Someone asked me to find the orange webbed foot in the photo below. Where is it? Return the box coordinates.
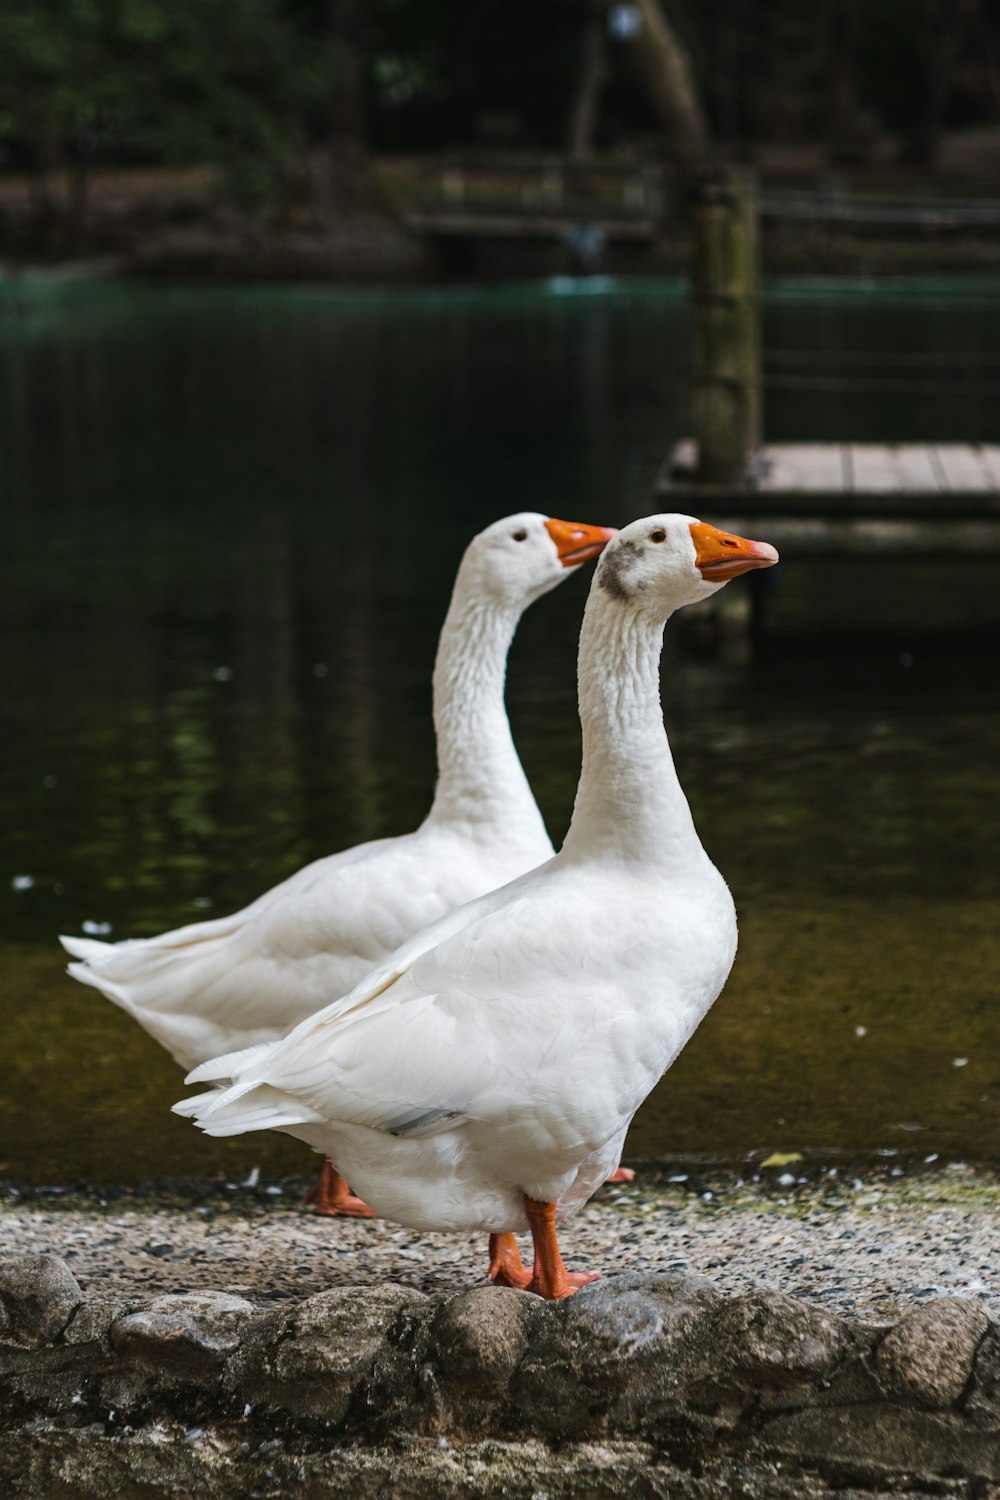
[487,1233,533,1290]
[313,1192,379,1219]
[305,1162,379,1219]
[525,1266,601,1298]
[562,1269,602,1289]
[606,1166,635,1183]
[487,1202,603,1300]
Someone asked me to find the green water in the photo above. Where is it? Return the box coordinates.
[1,276,999,1185]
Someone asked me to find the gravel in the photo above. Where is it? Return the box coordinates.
[2,1168,997,1322]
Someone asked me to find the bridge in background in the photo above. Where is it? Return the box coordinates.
[402,156,667,243]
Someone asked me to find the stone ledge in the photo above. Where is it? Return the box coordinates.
[0,1429,982,1500]
[0,1254,997,1492]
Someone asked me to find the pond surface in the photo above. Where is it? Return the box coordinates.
[1,275,999,1185]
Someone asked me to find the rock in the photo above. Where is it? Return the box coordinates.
[431,1285,541,1421]
[0,1425,862,1499]
[966,1325,1000,1425]
[63,1298,136,1351]
[0,1254,83,1347]
[0,1262,993,1488]
[716,1289,852,1390]
[231,1284,431,1426]
[513,1272,731,1439]
[512,1275,866,1442]
[762,1404,1000,1483]
[875,1298,991,1408]
[112,1292,256,1373]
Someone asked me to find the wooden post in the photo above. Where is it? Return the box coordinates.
[690,167,760,485]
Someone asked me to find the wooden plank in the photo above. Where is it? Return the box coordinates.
[658,440,1000,515]
[849,444,941,494]
[927,446,949,492]
[975,444,1000,488]
[889,443,941,492]
[757,443,844,493]
[841,444,854,492]
[403,212,658,241]
[932,445,996,492]
[846,445,898,492]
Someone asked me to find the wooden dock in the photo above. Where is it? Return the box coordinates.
[661,171,1000,559]
[405,209,661,242]
[403,156,664,243]
[659,441,1000,551]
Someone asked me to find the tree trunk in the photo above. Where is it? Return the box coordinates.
[825,0,870,165]
[896,0,966,167]
[321,0,389,223]
[68,157,89,243]
[28,133,63,243]
[621,0,711,171]
[567,4,608,162]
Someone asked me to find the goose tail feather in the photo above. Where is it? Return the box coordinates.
[185,1044,271,1087]
[172,1081,324,1139]
[59,934,115,965]
[65,960,132,1012]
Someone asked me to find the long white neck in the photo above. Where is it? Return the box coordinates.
[425,570,550,844]
[561,587,707,871]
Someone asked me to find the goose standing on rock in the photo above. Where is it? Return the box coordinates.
[174,514,778,1293]
[62,512,615,1215]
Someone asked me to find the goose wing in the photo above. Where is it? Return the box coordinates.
[175,864,616,1141]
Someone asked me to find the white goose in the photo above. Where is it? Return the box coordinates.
[174,514,777,1295]
[62,511,615,1214]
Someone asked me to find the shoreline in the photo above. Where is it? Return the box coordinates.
[3,1165,997,1323]
[5,232,1000,289]
[2,1169,998,1495]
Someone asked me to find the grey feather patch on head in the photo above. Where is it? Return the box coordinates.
[598,538,643,601]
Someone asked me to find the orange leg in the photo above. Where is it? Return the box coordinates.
[520,1196,601,1300]
[606,1166,635,1183]
[487,1232,534,1290]
[303,1161,378,1219]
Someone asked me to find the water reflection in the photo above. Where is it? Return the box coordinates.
[1,278,998,1182]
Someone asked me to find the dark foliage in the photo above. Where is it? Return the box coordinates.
[0,0,997,221]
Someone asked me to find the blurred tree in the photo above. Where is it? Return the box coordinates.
[3,0,999,255]
[0,0,327,233]
[319,0,389,219]
[363,0,583,151]
[618,0,710,169]
[567,1,609,161]
[825,0,866,162]
[868,0,1000,167]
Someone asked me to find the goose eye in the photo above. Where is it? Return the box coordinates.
[649,528,666,543]
[512,530,528,542]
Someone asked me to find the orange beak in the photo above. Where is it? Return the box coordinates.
[690,521,779,581]
[545,518,618,568]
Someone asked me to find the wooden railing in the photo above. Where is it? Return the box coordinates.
[405,155,667,240]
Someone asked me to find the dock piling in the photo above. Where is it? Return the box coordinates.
[690,166,761,485]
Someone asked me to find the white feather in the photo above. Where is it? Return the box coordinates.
[176,514,758,1240]
[61,513,589,1075]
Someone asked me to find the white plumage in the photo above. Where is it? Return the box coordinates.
[175,514,779,1293]
[60,512,613,1075]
